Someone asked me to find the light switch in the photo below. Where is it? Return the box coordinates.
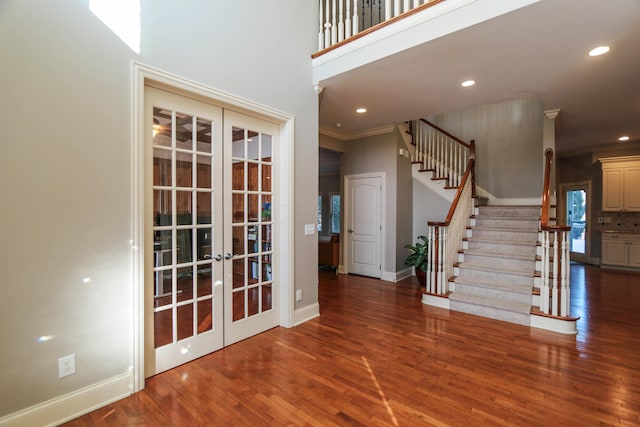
[304,224,315,235]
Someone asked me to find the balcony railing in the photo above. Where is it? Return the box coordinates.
[317,0,444,52]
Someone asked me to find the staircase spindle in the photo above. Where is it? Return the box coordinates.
[331,0,338,44]
[346,0,352,38]
[353,0,359,36]
[324,0,331,48]
[394,0,400,18]
[385,0,392,20]
[319,0,325,50]
[338,0,344,41]
[560,232,569,316]
[404,0,410,13]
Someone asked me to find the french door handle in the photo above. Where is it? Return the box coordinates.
[213,254,223,262]
[348,228,354,233]
[224,253,233,260]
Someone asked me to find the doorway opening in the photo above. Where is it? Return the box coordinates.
[560,181,591,264]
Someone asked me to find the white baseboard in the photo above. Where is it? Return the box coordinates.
[421,293,450,309]
[530,314,578,335]
[0,373,132,427]
[293,302,320,326]
[381,268,413,283]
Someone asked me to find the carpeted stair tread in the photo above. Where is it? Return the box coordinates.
[453,274,533,292]
[457,262,534,277]
[449,293,531,313]
[462,249,535,262]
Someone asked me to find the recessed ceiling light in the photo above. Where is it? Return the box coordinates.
[356,108,367,114]
[461,80,476,87]
[588,45,610,57]
[618,136,630,141]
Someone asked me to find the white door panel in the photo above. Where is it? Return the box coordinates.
[347,176,382,278]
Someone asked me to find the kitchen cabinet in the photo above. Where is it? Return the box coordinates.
[601,233,640,269]
[601,156,640,212]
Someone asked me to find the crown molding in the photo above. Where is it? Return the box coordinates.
[319,124,396,141]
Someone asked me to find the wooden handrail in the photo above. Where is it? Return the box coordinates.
[312,0,446,59]
[541,148,553,227]
[420,118,471,148]
[428,158,474,227]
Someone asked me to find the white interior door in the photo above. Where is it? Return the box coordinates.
[346,175,382,278]
[144,89,279,376]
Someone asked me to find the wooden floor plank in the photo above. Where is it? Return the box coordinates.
[64,264,640,426]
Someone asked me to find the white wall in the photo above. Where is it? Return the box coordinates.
[0,0,318,420]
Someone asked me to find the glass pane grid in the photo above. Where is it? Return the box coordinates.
[153,106,215,348]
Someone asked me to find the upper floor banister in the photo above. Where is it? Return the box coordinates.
[315,0,445,54]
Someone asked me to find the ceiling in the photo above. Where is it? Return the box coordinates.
[318,0,640,156]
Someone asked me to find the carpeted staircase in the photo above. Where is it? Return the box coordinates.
[449,205,539,325]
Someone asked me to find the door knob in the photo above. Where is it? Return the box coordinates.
[348,228,354,233]
[213,254,223,262]
[224,253,233,260]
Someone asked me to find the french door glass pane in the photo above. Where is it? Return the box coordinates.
[229,127,274,323]
[153,104,216,349]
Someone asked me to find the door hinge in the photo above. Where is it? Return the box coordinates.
[379,265,382,270]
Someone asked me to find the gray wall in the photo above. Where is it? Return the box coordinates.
[396,130,415,270]
[342,131,401,273]
[432,99,544,198]
[0,0,318,417]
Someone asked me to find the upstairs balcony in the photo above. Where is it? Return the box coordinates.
[312,0,541,84]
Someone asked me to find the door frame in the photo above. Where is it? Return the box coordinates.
[132,62,295,392]
[343,172,385,276]
[559,180,592,264]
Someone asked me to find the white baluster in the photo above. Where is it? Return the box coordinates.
[560,231,569,316]
[394,0,400,17]
[319,0,325,50]
[428,128,435,169]
[331,0,337,44]
[541,230,550,313]
[427,225,435,293]
[338,0,344,41]
[403,0,410,13]
[552,231,559,316]
[353,0,359,34]
[324,0,331,48]
[346,0,352,38]
[385,0,392,20]
[440,227,447,294]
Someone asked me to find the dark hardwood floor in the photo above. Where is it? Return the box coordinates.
[65,264,640,426]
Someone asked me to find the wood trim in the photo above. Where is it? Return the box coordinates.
[311,0,446,59]
[420,118,472,148]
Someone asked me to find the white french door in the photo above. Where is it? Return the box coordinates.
[223,110,279,346]
[144,88,278,377]
[345,175,383,278]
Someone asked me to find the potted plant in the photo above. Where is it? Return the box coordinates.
[404,235,428,286]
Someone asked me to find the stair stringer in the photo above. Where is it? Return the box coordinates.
[411,163,455,204]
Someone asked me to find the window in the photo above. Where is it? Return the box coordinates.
[330,193,340,234]
[317,193,322,232]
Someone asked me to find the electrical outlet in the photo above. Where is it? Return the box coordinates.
[296,289,303,301]
[58,354,76,378]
